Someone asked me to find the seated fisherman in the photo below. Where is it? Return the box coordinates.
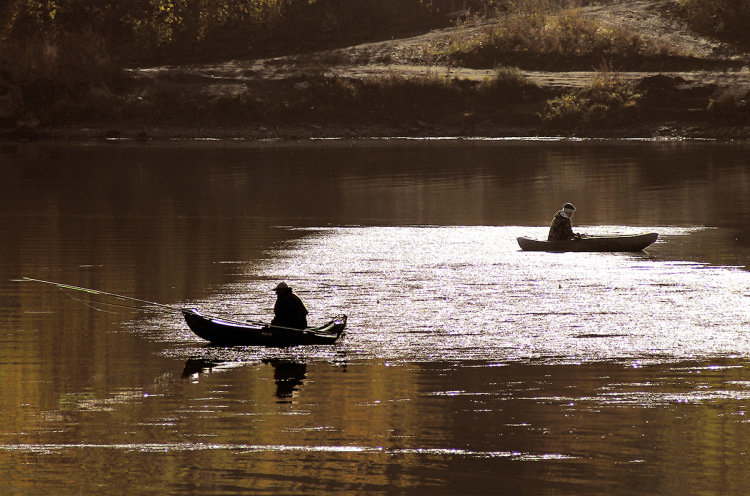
[271,282,308,329]
[548,202,581,241]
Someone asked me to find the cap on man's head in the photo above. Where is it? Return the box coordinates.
[273,282,289,292]
[563,203,576,210]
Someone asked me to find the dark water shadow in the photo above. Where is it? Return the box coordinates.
[265,359,307,400]
[181,357,308,400]
[181,358,222,378]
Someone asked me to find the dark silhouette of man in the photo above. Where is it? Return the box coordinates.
[271,282,308,329]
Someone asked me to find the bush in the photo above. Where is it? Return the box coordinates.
[441,5,668,69]
[677,0,750,45]
[477,66,542,102]
[0,30,120,126]
[542,71,641,127]
[707,87,750,123]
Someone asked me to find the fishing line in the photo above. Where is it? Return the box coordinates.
[19,276,315,331]
[63,292,170,315]
[20,277,182,313]
[64,293,122,314]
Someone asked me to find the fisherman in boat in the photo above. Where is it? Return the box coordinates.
[272,282,308,329]
[548,202,582,241]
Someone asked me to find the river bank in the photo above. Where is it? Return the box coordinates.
[14,120,750,142]
[5,72,748,142]
[2,0,749,142]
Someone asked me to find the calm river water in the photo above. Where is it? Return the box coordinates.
[1,139,750,495]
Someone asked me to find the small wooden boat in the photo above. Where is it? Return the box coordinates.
[182,308,347,346]
[517,232,658,252]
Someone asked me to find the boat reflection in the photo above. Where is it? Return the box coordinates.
[266,359,307,400]
[180,358,307,400]
[181,358,222,378]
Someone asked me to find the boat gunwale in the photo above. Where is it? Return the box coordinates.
[182,308,347,346]
[517,232,658,252]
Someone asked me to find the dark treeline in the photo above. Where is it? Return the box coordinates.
[1,0,495,65]
[0,0,494,124]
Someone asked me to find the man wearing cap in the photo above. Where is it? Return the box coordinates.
[272,282,308,329]
[548,202,581,241]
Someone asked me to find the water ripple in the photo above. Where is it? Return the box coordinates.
[0,442,574,460]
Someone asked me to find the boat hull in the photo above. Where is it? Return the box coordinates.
[517,232,658,252]
[182,308,347,346]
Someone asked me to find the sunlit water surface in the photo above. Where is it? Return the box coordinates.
[152,225,750,365]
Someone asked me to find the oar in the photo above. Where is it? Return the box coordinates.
[193,309,317,333]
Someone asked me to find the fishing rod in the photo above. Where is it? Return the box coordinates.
[19,277,309,331]
[20,277,181,314]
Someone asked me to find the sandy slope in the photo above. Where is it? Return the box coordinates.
[129,0,750,92]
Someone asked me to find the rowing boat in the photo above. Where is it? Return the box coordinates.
[182,308,347,346]
[18,278,347,346]
[517,232,658,252]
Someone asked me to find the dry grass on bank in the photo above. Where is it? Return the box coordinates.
[438,3,672,69]
[541,70,641,127]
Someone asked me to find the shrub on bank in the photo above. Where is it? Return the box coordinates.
[0,28,121,128]
[677,0,750,46]
[707,88,750,123]
[542,72,641,127]
[441,5,669,69]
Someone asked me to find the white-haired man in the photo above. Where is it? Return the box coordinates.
[548,202,581,241]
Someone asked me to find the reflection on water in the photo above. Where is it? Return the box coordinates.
[182,358,308,400]
[2,360,750,494]
[181,358,224,378]
[267,360,307,399]
[2,140,750,495]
